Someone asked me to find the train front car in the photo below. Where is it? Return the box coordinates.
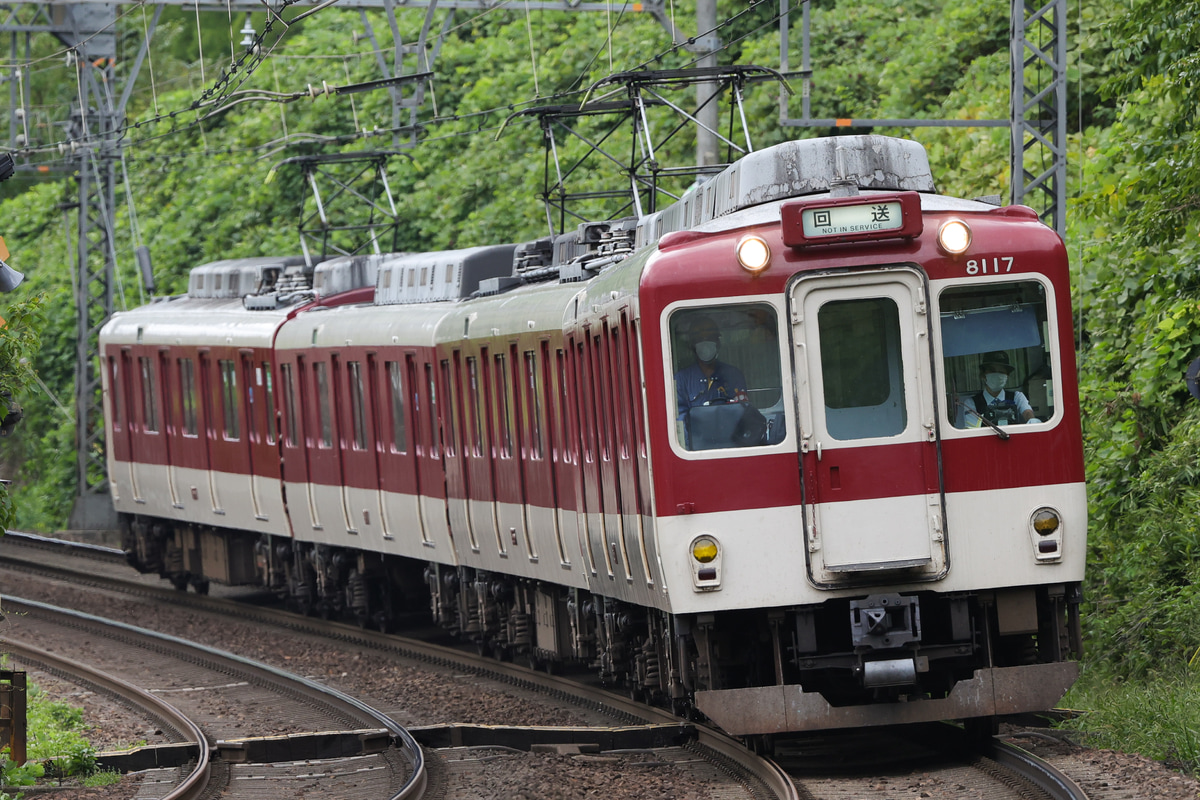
[633,135,1085,736]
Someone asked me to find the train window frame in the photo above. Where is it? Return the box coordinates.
[347,360,368,451]
[139,356,160,434]
[386,360,408,454]
[108,357,122,431]
[176,357,197,437]
[262,361,277,445]
[218,358,239,441]
[281,361,298,447]
[663,297,792,458]
[933,276,1061,434]
[314,361,333,449]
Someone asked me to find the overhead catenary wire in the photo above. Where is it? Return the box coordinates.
[7,0,786,176]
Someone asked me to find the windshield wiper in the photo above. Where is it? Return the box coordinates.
[956,400,1010,440]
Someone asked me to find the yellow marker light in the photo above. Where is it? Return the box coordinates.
[692,537,719,563]
[1032,509,1061,536]
[937,219,972,255]
[736,235,771,274]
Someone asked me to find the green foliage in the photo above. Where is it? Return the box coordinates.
[0,293,47,532]
[1062,666,1200,774]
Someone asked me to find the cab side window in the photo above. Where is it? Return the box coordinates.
[939,281,1056,429]
[668,303,785,451]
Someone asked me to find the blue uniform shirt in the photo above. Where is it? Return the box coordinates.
[675,360,748,419]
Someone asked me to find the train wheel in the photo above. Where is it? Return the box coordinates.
[190,578,210,595]
[169,573,189,592]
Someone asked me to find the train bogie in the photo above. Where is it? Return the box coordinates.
[103,134,1085,737]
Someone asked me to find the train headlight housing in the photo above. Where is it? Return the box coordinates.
[937,219,972,256]
[1029,507,1063,562]
[690,535,723,591]
[736,235,771,274]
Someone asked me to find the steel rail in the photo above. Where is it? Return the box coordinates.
[2,597,428,800]
[0,637,212,800]
[985,736,1088,800]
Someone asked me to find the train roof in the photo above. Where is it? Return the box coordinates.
[187,256,308,299]
[101,295,293,348]
[636,135,938,248]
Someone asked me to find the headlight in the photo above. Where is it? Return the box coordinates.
[692,536,719,563]
[937,219,971,255]
[1029,507,1063,562]
[690,535,722,591]
[736,235,771,274]
[1032,509,1060,536]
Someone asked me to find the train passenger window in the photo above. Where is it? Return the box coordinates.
[139,357,160,433]
[218,359,239,440]
[494,354,513,458]
[425,363,441,457]
[669,303,785,451]
[109,358,122,430]
[819,298,907,440]
[179,358,198,437]
[281,362,298,447]
[387,361,408,453]
[940,281,1055,429]
[314,362,333,448]
[348,361,367,450]
[524,351,544,460]
[467,356,483,456]
[262,362,276,445]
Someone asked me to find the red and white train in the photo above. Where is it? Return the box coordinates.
[101,134,1085,738]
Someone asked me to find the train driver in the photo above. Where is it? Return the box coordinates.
[960,350,1040,428]
[675,315,748,418]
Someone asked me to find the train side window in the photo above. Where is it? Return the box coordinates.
[425,363,441,457]
[281,362,298,447]
[386,361,408,453]
[669,302,785,451]
[139,356,160,433]
[314,361,333,448]
[939,280,1056,429]
[467,356,483,457]
[178,358,197,437]
[523,350,544,460]
[109,357,122,430]
[494,353,513,459]
[818,298,907,440]
[348,361,368,450]
[218,359,240,440]
[262,361,277,445]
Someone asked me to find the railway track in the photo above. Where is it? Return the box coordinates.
[0,531,1089,800]
[1,596,426,800]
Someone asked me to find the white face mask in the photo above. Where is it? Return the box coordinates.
[984,372,1008,392]
[694,341,719,363]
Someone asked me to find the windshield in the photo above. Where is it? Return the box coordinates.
[668,302,786,451]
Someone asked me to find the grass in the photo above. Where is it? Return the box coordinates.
[1,675,141,797]
[1059,663,1200,776]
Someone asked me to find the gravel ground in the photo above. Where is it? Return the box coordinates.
[4,561,1200,799]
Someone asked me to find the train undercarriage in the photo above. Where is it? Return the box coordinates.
[120,513,1082,737]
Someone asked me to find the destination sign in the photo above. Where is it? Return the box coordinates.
[780,192,923,248]
[801,201,904,238]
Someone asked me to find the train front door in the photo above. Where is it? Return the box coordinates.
[790,268,947,586]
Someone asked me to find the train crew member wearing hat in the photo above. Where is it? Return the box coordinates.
[960,350,1040,428]
[675,315,747,419]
